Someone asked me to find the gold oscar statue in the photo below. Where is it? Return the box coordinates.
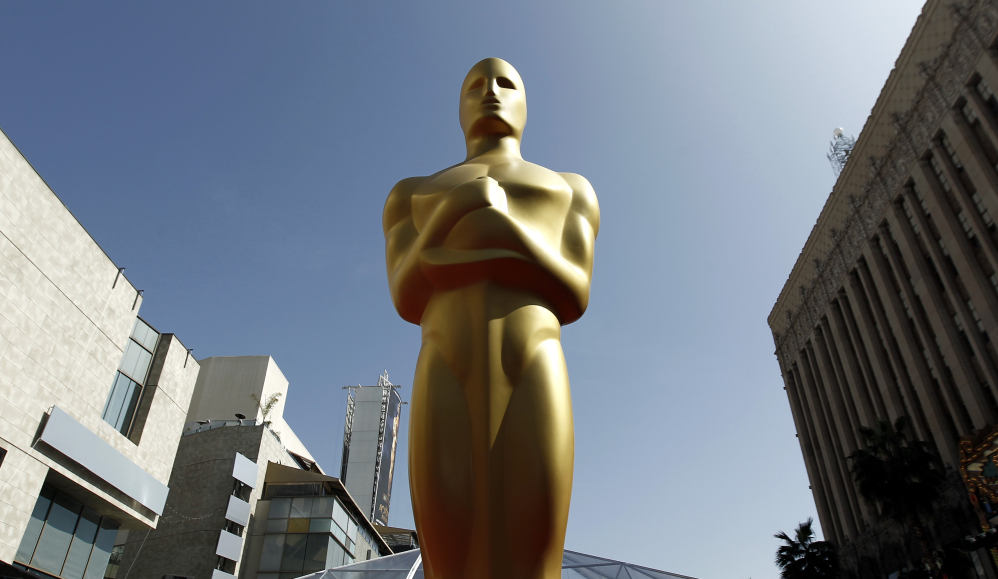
[383,58,599,579]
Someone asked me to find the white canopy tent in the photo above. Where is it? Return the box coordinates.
[298,548,697,579]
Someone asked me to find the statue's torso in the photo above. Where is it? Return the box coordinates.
[412,157,574,255]
[411,157,573,371]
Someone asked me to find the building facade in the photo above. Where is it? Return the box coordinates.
[340,373,402,526]
[114,356,390,579]
[0,126,200,579]
[247,463,391,578]
[371,526,417,554]
[768,0,998,573]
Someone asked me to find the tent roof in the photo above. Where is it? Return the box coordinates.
[297,548,697,579]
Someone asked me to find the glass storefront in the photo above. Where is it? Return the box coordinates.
[14,486,120,579]
[258,496,365,579]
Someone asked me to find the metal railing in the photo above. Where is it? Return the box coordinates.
[182,419,259,436]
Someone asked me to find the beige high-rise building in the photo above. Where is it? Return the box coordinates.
[769,0,998,573]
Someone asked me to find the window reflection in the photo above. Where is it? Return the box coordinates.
[263,493,365,575]
[260,535,285,572]
[101,317,159,435]
[14,486,120,579]
[281,534,307,572]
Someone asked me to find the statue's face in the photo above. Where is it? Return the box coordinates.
[460,58,526,141]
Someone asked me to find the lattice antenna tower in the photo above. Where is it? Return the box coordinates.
[827,127,856,177]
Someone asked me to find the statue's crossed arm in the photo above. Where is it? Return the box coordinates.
[384,173,599,325]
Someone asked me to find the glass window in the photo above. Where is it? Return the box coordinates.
[101,373,130,429]
[102,546,123,579]
[118,341,152,384]
[61,508,100,579]
[266,519,288,534]
[310,496,334,519]
[331,523,346,545]
[303,535,330,572]
[290,497,311,518]
[101,373,142,434]
[15,487,120,579]
[308,519,332,533]
[287,519,309,533]
[270,498,292,519]
[15,487,54,564]
[259,534,285,572]
[346,518,357,541]
[131,319,159,352]
[325,541,347,570]
[83,513,118,579]
[332,501,348,532]
[281,534,307,572]
[257,575,280,579]
[31,492,83,575]
[101,319,160,435]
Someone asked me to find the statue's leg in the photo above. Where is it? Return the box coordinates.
[410,340,475,579]
[492,311,573,579]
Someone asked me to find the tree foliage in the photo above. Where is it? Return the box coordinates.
[250,392,282,427]
[847,416,944,560]
[774,518,839,579]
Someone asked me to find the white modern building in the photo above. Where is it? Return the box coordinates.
[0,126,201,579]
[113,356,391,579]
[188,356,320,468]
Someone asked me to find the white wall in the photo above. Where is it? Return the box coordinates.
[0,127,200,562]
[188,356,317,465]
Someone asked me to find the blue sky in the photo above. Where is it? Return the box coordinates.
[0,2,925,577]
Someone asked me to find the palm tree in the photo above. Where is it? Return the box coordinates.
[249,392,282,427]
[847,416,945,563]
[774,518,839,578]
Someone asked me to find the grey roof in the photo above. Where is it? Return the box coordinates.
[298,548,697,579]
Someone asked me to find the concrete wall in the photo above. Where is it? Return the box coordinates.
[115,425,299,579]
[189,356,316,464]
[0,126,200,563]
[188,357,287,426]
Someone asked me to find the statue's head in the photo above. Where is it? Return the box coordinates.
[459,58,526,145]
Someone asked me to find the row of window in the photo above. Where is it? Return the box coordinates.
[259,533,354,575]
[15,486,119,579]
[268,495,382,556]
[270,497,357,538]
[259,495,375,577]
[101,318,159,436]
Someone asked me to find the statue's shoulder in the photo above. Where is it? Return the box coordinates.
[558,172,598,206]
[383,176,429,232]
[388,176,430,200]
[388,161,465,201]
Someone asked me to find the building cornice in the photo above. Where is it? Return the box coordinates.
[769,0,998,366]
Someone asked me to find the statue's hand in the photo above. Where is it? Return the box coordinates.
[414,176,509,238]
[473,176,508,214]
[440,176,508,218]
